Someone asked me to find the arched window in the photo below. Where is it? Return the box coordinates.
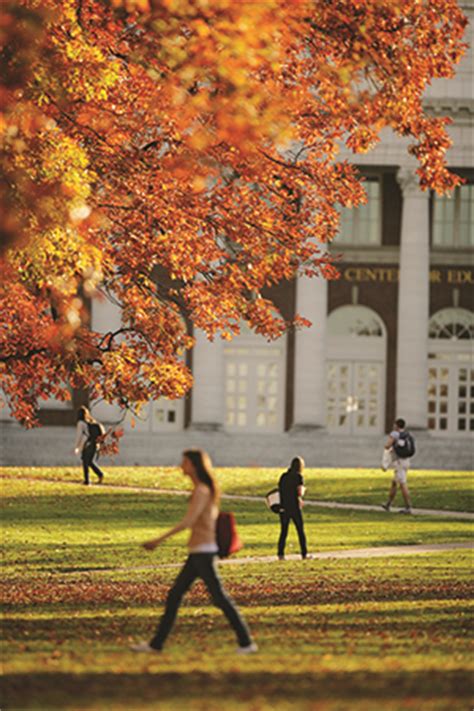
[328,305,385,338]
[428,308,474,340]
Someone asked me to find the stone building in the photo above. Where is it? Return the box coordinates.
[1,4,472,469]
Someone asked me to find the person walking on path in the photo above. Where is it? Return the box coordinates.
[278,456,308,560]
[382,418,414,514]
[131,449,257,655]
[74,406,106,486]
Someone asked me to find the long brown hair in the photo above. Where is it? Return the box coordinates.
[77,406,93,424]
[183,449,219,503]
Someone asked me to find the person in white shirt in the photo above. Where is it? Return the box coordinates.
[74,406,105,485]
[382,418,413,514]
[131,449,256,655]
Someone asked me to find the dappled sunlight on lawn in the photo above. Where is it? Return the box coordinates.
[1,475,473,710]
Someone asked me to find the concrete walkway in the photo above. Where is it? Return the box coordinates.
[57,541,473,576]
[223,541,474,565]
[2,474,474,520]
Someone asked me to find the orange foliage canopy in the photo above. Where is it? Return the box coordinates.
[0,0,468,431]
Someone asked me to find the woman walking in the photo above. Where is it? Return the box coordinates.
[278,456,308,560]
[132,449,257,654]
[74,406,106,485]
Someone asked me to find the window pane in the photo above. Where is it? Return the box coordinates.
[335,180,380,245]
[458,185,474,247]
[433,185,474,248]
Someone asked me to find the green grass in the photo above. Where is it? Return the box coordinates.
[2,465,474,511]
[1,474,473,710]
[3,555,473,710]
[1,479,472,576]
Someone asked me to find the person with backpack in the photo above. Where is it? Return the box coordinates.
[74,406,106,485]
[381,418,415,514]
[277,456,308,560]
[131,449,257,655]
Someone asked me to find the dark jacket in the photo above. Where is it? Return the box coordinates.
[278,470,304,513]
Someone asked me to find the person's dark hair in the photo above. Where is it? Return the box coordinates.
[77,406,93,424]
[395,418,406,429]
[183,449,219,502]
[289,456,304,475]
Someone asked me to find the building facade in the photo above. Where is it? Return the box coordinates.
[1,4,473,469]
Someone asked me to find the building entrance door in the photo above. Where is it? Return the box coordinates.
[427,361,474,435]
[327,305,387,434]
[327,360,385,433]
[428,308,474,436]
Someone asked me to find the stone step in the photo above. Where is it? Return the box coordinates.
[1,424,471,469]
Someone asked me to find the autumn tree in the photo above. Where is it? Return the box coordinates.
[0,0,467,436]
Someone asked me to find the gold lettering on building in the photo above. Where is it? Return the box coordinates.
[429,270,442,283]
[342,267,472,284]
[447,269,473,285]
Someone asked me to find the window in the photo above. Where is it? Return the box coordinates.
[328,305,385,338]
[428,308,474,340]
[335,180,381,245]
[432,184,474,248]
[223,331,286,432]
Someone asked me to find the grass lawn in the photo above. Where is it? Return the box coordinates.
[2,465,474,512]
[1,474,473,710]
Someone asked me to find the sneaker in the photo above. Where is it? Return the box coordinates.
[236,642,258,655]
[278,555,285,561]
[130,641,161,653]
[399,507,412,515]
[381,503,391,511]
[97,474,104,484]
[302,554,313,560]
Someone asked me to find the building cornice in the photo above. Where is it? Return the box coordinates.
[328,245,473,266]
[423,98,474,124]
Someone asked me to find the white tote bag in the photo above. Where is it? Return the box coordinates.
[265,488,281,514]
[382,448,394,471]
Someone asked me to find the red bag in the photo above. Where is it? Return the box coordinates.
[216,511,243,559]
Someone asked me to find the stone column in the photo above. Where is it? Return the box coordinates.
[292,274,328,429]
[190,329,224,429]
[395,167,430,428]
[90,294,122,423]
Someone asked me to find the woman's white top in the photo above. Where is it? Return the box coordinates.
[189,542,219,554]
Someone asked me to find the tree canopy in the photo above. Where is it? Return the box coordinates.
[0,0,467,435]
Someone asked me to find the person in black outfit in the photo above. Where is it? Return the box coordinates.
[278,456,308,560]
[74,406,106,485]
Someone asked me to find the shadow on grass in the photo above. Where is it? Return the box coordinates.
[3,603,472,643]
[2,669,473,709]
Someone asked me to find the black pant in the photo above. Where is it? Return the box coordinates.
[150,553,252,650]
[81,442,105,484]
[278,508,307,558]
